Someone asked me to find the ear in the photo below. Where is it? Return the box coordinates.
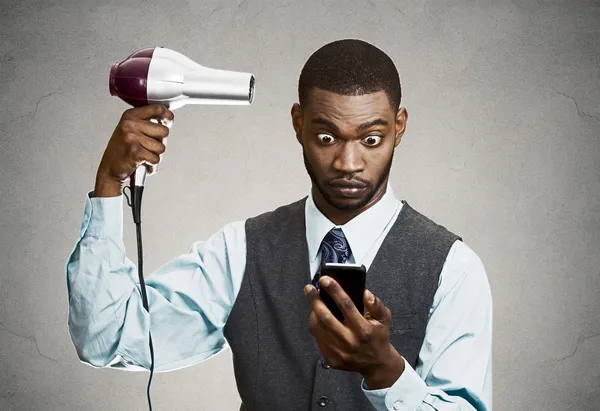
[394,107,408,147]
[291,103,304,146]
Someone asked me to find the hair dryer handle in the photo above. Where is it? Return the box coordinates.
[127,117,172,224]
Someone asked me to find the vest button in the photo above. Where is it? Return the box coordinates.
[321,359,330,369]
[317,396,329,407]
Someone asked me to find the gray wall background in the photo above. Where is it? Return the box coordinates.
[1,0,599,410]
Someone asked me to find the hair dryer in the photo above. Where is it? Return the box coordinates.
[109,46,255,222]
[108,47,255,411]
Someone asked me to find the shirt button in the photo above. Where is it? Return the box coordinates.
[318,396,329,407]
[321,359,330,369]
[393,400,401,410]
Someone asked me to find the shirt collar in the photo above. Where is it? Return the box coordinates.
[305,182,400,265]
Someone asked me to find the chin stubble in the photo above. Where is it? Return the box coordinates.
[302,150,394,211]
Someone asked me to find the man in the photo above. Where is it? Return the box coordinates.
[66,39,492,410]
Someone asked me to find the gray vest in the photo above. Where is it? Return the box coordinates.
[223,198,461,411]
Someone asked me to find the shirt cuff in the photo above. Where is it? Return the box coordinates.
[362,357,428,411]
[361,380,389,409]
[79,190,124,238]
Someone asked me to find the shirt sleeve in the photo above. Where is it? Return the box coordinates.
[65,191,247,373]
[361,240,493,410]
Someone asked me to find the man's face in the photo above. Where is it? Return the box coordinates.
[291,88,407,214]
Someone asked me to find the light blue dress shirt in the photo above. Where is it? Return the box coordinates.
[66,184,492,410]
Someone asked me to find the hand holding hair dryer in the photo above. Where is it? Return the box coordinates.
[109,46,255,221]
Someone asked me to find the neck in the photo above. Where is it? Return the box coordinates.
[312,181,389,226]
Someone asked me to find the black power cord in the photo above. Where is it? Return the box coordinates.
[123,184,155,411]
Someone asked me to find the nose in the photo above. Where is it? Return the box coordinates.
[332,142,364,175]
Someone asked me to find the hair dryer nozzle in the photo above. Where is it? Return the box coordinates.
[249,75,255,104]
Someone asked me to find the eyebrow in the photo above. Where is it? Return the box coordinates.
[357,118,389,131]
[311,117,389,132]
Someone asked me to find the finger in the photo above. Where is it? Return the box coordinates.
[137,134,166,156]
[304,284,352,338]
[320,276,365,327]
[363,289,392,324]
[304,284,321,309]
[136,120,171,140]
[132,144,161,166]
[125,104,174,121]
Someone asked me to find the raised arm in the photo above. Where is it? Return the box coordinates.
[65,191,247,372]
[66,105,247,372]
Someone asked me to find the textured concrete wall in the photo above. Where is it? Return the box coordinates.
[1,0,599,410]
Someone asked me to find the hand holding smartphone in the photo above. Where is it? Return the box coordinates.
[318,263,367,322]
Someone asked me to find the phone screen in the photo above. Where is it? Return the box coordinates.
[318,263,367,322]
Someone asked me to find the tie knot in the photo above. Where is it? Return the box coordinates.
[320,228,351,264]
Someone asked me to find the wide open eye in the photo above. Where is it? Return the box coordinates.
[363,135,383,146]
[317,134,336,145]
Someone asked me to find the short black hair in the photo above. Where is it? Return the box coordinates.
[298,39,401,112]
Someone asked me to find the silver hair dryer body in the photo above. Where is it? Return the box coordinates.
[109,47,255,190]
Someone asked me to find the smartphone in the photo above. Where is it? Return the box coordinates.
[318,263,367,322]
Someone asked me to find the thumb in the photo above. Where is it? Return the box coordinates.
[363,289,391,323]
